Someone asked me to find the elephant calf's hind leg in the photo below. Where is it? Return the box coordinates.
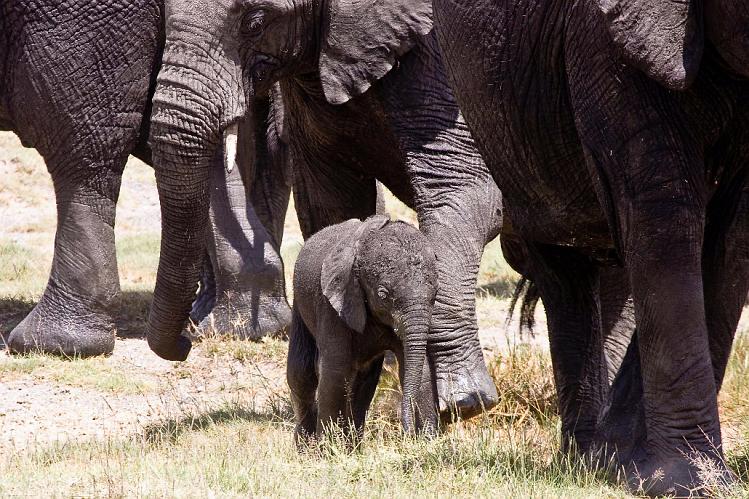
[287,307,319,444]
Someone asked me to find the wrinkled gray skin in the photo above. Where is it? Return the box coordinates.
[148,0,502,421]
[435,0,749,495]
[289,216,439,441]
[0,0,290,357]
[189,92,292,340]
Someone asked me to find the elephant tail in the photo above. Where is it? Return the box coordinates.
[506,276,540,337]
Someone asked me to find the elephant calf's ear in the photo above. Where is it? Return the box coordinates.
[319,0,433,105]
[321,216,390,333]
[597,0,703,90]
[321,227,368,333]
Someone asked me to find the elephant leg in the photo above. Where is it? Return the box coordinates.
[565,24,726,495]
[5,1,158,357]
[703,176,749,391]
[592,267,644,463]
[599,267,635,383]
[193,149,291,340]
[8,164,124,357]
[316,364,355,441]
[596,332,646,466]
[315,325,356,440]
[350,354,385,436]
[619,201,723,494]
[380,30,503,421]
[287,306,319,445]
[527,243,607,454]
[593,193,748,468]
[417,197,501,422]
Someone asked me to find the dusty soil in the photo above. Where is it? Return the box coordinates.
[0,339,288,451]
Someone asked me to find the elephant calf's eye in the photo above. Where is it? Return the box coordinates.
[377,286,389,301]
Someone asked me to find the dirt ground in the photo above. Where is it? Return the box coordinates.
[0,338,289,451]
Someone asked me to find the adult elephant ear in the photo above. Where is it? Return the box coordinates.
[596,0,703,90]
[319,0,433,105]
[321,216,390,333]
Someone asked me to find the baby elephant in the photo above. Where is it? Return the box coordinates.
[287,215,439,442]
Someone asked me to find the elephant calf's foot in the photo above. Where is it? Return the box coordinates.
[7,302,116,357]
[192,292,292,340]
[626,451,733,497]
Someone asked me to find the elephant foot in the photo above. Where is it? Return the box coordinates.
[7,301,115,357]
[192,292,291,340]
[626,451,733,497]
[435,356,498,422]
[593,403,646,469]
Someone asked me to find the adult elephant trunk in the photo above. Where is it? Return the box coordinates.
[147,19,247,360]
[399,306,431,434]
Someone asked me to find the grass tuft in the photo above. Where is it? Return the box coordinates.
[201,337,288,365]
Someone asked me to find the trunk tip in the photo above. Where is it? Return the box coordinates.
[147,334,192,361]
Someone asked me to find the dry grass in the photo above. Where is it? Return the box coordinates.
[0,353,154,394]
[0,341,747,497]
[0,349,627,498]
[201,336,289,365]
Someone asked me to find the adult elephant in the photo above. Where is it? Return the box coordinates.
[146,0,503,420]
[0,0,291,357]
[434,0,749,495]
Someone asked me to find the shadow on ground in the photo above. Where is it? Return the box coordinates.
[0,296,35,340]
[0,291,154,341]
[116,290,154,338]
[141,404,292,446]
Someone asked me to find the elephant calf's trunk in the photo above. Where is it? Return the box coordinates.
[400,309,431,434]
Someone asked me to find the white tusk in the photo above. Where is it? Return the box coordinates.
[223,123,239,173]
